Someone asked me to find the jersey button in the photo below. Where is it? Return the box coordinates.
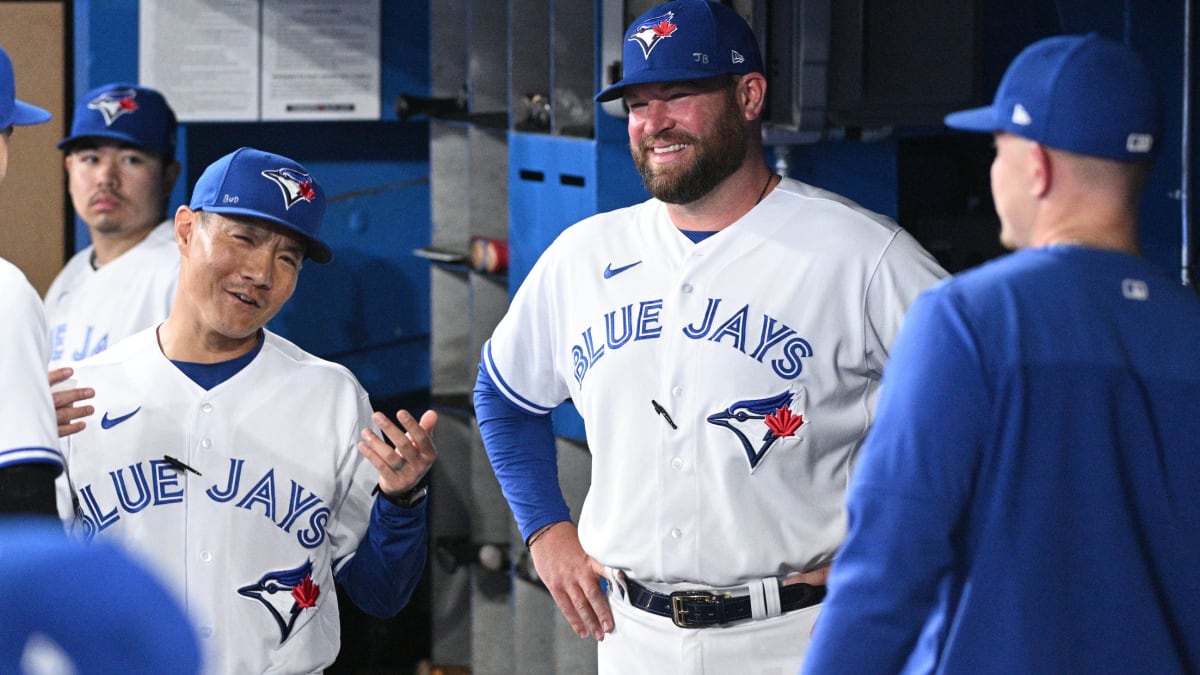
[670,528,682,539]
[671,386,682,397]
[200,551,213,562]
[199,626,213,639]
[201,403,213,413]
[200,438,212,449]
[681,283,693,294]
[670,457,683,470]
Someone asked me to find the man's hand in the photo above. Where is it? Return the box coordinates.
[49,367,94,438]
[528,521,613,640]
[358,409,438,497]
[785,565,831,587]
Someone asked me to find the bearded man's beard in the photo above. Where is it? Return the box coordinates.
[633,91,747,205]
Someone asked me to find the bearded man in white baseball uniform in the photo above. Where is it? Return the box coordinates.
[45,83,181,436]
[473,1,947,672]
[59,147,437,674]
[0,43,62,515]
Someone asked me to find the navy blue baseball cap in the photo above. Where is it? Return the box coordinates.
[595,0,763,103]
[190,147,332,264]
[57,83,178,159]
[0,44,51,128]
[944,33,1162,162]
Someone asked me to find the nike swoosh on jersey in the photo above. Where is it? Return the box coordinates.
[603,261,643,278]
[100,407,142,429]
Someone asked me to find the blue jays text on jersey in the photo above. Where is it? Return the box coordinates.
[50,322,108,362]
[571,295,814,387]
[73,457,332,548]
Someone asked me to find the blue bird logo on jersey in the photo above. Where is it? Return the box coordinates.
[87,88,140,126]
[238,559,321,644]
[261,168,317,210]
[707,391,806,471]
[628,11,678,59]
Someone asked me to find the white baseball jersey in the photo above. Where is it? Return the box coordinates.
[483,177,946,586]
[59,328,380,674]
[0,258,61,471]
[44,220,178,368]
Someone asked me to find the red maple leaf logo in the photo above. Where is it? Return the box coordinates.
[765,406,803,437]
[292,575,320,608]
[298,180,316,201]
[653,19,677,37]
[118,98,138,112]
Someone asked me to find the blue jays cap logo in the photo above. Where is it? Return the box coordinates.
[87,88,140,126]
[238,559,321,644]
[628,11,678,59]
[261,168,317,210]
[707,391,806,471]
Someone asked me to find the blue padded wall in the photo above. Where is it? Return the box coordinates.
[506,131,647,440]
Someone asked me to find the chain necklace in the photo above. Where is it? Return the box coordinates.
[757,173,778,204]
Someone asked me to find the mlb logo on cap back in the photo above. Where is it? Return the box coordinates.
[57,82,178,159]
[189,147,333,264]
[595,0,763,102]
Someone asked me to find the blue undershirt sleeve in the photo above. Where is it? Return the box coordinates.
[474,364,571,542]
[334,496,427,618]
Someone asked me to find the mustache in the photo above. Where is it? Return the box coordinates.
[88,190,124,204]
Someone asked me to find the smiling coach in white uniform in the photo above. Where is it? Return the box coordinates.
[473,1,947,672]
[59,147,437,674]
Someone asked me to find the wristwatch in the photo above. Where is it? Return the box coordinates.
[389,481,428,509]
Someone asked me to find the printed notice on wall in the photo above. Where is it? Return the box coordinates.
[260,0,380,121]
[139,0,380,122]
[139,1,260,121]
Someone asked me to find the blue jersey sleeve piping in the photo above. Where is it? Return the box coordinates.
[481,341,555,415]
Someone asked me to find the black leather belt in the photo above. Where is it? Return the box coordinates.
[624,577,826,628]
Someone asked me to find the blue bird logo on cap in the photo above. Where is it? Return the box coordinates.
[629,11,678,59]
[87,88,140,127]
[261,168,317,210]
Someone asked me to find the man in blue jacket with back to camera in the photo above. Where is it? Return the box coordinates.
[803,33,1200,675]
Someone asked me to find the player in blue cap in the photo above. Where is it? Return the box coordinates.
[474,1,945,672]
[45,83,183,439]
[0,43,62,515]
[803,33,1200,674]
[57,147,438,673]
